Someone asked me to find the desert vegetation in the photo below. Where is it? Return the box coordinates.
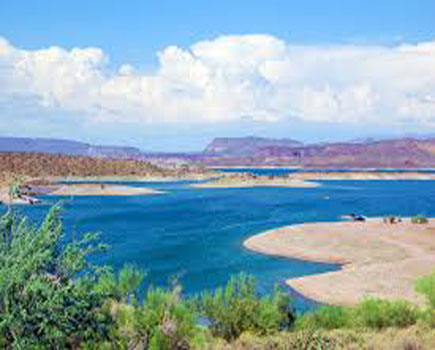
[412,215,429,224]
[2,206,435,349]
[0,152,174,182]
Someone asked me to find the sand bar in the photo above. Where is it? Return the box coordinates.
[47,183,163,196]
[244,219,435,305]
[291,171,435,180]
[191,177,319,188]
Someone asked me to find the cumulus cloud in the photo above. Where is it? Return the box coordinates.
[1,34,435,127]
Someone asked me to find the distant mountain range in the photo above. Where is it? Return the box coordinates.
[0,137,143,159]
[0,136,203,169]
[3,135,435,168]
[203,136,303,157]
[201,136,435,168]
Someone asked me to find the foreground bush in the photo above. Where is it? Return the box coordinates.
[0,206,110,348]
[96,264,145,304]
[296,299,418,331]
[416,273,435,309]
[195,274,295,341]
[415,272,435,326]
[107,286,198,350]
[203,327,435,350]
[0,207,297,349]
[353,298,419,329]
[295,305,351,330]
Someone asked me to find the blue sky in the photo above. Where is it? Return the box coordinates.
[2,0,434,65]
[1,0,435,151]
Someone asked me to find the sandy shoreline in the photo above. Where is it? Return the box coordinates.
[0,183,163,203]
[192,171,435,188]
[191,177,320,188]
[291,171,435,180]
[47,183,164,196]
[1,174,214,203]
[244,219,435,306]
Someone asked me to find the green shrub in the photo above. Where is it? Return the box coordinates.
[194,274,295,341]
[0,206,110,348]
[415,272,435,326]
[411,215,429,224]
[415,273,435,309]
[96,264,145,303]
[296,306,350,330]
[353,298,418,329]
[7,175,24,201]
[297,299,419,332]
[109,284,198,350]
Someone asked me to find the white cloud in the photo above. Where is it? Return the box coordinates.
[1,34,435,127]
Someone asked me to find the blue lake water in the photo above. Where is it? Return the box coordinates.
[4,179,435,311]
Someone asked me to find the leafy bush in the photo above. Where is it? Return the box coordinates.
[353,298,418,329]
[7,176,24,201]
[0,206,110,348]
[296,306,351,330]
[411,215,429,224]
[297,299,418,332]
[109,284,198,350]
[194,274,295,341]
[416,273,435,309]
[96,264,145,303]
[415,272,435,326]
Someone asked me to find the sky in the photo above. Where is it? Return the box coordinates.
[0,0,435,151]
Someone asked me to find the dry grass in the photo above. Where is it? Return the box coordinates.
[194,326,435,350]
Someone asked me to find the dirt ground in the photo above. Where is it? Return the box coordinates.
[244,218,435,305]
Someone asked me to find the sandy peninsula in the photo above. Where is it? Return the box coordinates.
[291,171,435,181]
[244,218,435,306]
[47,183,164,196]
[0,182,163,204]
[191,175,319,188]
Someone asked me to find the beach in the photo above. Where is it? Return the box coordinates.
[46,183,164,196]
[244,218,435,305]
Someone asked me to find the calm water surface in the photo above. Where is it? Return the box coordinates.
[5,179,435,311]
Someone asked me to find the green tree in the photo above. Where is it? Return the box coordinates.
[7,176,24,203]
[195,274,295,341]
[106,281,198,350]
[96,265,145,304]
[0,206,110,349]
